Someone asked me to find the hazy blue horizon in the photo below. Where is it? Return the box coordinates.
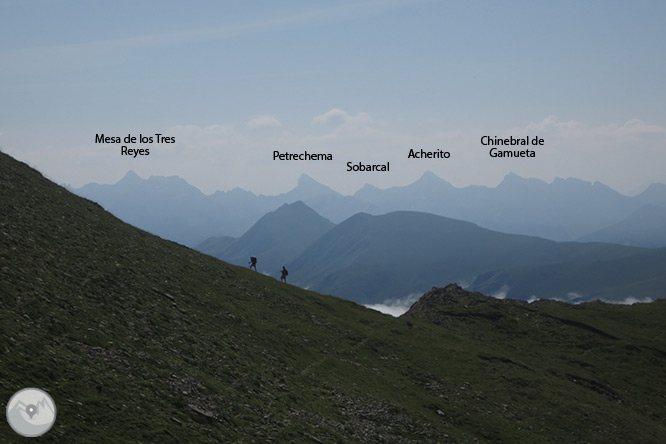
[69,168,661,199]
[2,1,665,196]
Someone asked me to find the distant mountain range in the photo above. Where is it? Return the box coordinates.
[353,172,646,241]
[198,201,335,277]
[72,172,374,246]
[73,171,273,246]
[71,170,666,248]
[196,201,666,305]
[282,210,666,304]
[579,204,666,248]
[71,170,666,305]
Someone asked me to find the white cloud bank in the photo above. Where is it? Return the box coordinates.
[490,285,510,300]
[364,293,422,317]
[526,293,655,305]
[312,108,373,127]
[606,296,654,305]
[246,115,282,130]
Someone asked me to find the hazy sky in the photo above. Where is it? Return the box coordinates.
[2,0,665,196]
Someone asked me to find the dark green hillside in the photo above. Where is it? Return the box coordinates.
[404,284,666,443]
[1,152,666,443]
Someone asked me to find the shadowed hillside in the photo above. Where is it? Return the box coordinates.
[197,201,334,277]
[2,152,665,443]
[287,211,666,304]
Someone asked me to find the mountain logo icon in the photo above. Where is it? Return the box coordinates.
[6,388,57,437]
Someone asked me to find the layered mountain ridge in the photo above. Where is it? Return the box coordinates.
[71,170,666,247]
[199,201,335,277]
[284,210,666,304]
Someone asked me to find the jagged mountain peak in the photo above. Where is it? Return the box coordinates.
[417,170,441,181]
[498,172,547,188]
[118,170,142,183]
[296,173,329,190]
[116,170,201,193]
[356,182,381,193]
[552,176,593,187]
[412,171,453,188]
[211,186,257,199]
[277,200,309,210]
[282,174,344,204]
[641,182,666,195]
[285,173,340,197]
[636,182,666,207]
[264,200,330,223]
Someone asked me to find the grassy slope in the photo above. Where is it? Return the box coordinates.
[1,152,665,443]
[404,285,666,443]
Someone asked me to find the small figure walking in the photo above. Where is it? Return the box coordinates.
[280,266,288,283]
[249,256,257,271]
